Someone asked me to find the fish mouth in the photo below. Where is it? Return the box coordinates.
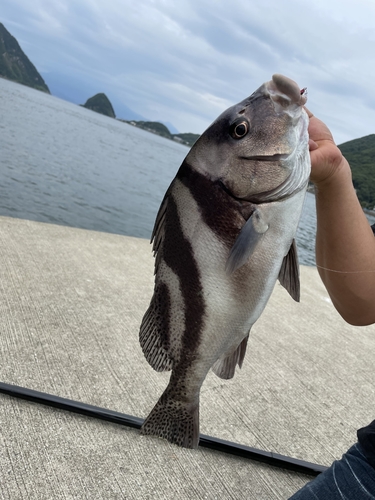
[240,153,289,161]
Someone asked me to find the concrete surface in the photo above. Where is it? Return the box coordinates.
[0,215,375,499]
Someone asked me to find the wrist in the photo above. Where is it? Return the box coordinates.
[312,156,353,194]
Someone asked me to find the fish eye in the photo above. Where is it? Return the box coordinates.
[231,120,249,139]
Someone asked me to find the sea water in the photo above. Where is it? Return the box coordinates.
[2,77,368,267]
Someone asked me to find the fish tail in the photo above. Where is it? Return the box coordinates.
[141,389,199,449]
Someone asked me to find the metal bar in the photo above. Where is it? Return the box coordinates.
[0,382,143,428]
[0,381,327,476]
[198,435,327,475]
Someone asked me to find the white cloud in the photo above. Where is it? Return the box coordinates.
[1,0,374,142]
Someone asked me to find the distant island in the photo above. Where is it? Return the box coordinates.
[82,93,116,118]
[1,22,374,206]
[122,120,200,147]
[0,22,50,93]
[80,95,199,146]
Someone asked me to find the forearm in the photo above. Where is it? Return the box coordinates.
[315,159,375,325]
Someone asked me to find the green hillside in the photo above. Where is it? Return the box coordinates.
[132,121,171,138]
[82,93,116,118]
[0,22,50,93]
[338,134,375,209]
[174,133,200,147]
[124,120,200,146]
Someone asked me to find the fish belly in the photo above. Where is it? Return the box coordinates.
[141,179,306,448]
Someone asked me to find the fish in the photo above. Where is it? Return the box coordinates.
[139,74,310,449]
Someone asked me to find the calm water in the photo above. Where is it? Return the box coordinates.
[0,78,188,239]
[1,78,370,267]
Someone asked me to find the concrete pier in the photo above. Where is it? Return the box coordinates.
[1,215,375,499]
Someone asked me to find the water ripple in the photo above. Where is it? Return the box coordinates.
[0,78,318,264]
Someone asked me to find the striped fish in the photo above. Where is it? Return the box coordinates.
[139,74,310,448]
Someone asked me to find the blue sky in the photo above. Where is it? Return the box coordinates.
[2,0,375,143]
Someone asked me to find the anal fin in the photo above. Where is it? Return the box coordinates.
[211,335,249,380]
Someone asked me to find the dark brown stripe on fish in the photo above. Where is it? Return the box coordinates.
[177,161,255,248]
[162,194,205,356]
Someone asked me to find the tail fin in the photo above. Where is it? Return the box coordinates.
[141,390,199,449]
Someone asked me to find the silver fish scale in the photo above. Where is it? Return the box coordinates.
[139,74,310,448]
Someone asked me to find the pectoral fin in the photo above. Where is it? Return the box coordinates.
[278,239,300,302]
[225,208,269,274]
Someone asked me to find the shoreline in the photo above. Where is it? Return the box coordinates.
[364,208,375,217]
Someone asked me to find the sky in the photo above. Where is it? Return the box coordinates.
[2,0,375,143]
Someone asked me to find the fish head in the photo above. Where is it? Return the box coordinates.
[187,74,310,202]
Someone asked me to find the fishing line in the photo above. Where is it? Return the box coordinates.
[316,264,375,274]
[0,381,327,477]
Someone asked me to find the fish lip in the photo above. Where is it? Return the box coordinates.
[240,153,289,161]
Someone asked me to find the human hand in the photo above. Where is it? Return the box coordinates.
[305,108,349,186]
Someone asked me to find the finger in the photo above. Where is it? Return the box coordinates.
[303,106,314,119]
[309,139,319,151]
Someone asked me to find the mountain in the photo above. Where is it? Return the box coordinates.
[82,93,116,118]
[162,121,179,134]
[124,120,200,147]
[173,133,200,147]
[338,134,375,209]
[127,121,171,139]
[0,23,50,93]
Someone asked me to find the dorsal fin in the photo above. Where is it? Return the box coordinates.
[278,239,300,302]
